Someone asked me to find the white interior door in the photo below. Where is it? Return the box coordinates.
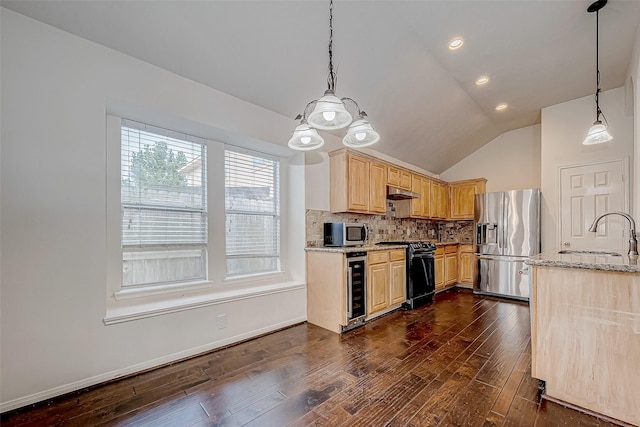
[559,160,627,252]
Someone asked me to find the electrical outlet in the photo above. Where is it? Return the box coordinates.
[216,314,227,329]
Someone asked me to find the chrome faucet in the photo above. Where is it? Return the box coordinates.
[588,211,638,257]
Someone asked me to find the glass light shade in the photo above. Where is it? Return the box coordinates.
[342,118,380,148]
[583,120,613,145]
[307,91,352,130]
[288,121,324,151]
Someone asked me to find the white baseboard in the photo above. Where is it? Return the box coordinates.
[0,316,307,414]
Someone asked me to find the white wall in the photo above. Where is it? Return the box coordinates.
[629,24,640,219]
[0,9,306,410]
[541,86,634,252]
[440,125,541,192]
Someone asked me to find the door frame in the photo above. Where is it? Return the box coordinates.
[557,157,631,250]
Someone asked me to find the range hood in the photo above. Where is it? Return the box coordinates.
[387,186,420,200]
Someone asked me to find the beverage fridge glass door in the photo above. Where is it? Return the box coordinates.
[503,189,541,257]
[478,256,530,300]
[475,192,503,255]
[347,257,366,320]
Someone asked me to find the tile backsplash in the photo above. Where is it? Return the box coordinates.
[305,204,474,247]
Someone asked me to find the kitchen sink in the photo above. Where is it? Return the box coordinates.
[558,250,622,257]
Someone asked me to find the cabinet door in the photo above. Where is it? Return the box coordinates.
[449,179,487,220]
[421,178,431,217]
[369,161,387,214]
[387,166,400,187]
[439,183,449,218]
[458,251,475,283]
[389,260,406,305]
[410,174,423,217]
[445,253,458,285]
[430,182,446,219]
[399,170,412,190]
[435,254,445,290]
[368,262,389,315]
[347,155,370,212]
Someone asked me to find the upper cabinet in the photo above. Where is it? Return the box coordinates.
[329,148,485,219]
[387,166,412,190]
[330,150,387,214]
[369,161,388,214]
[448,179,487,220]
[430,181,449,219]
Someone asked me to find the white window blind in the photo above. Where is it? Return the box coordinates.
[225,148,280,277]
[121,120,207,287]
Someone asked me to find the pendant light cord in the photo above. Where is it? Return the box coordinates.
[595,7,601,121]
[327,0,337,92]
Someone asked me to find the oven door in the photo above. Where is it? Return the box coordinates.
[409,252,435,299]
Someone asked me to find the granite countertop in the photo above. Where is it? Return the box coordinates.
[305,244,409,253]
[305,241,474,253]
[525,250,640,273]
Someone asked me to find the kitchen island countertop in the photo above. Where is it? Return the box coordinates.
[525,250,640,273]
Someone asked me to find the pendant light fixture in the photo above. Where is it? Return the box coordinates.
[583,0,613,145]
[288,0,380,151]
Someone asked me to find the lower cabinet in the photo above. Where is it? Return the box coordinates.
[435,248,445,290]
[458,245,476,285]
[436,244,475,291]
[445,246,458,286]
[367,249,406,316]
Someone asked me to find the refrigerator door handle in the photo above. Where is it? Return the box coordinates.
[476,223,488,245]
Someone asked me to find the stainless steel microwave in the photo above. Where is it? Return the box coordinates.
[323,222,368,247]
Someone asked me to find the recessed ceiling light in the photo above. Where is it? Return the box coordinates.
[476,76,490,86]
[495,103,508,111]
[449,38,464,50]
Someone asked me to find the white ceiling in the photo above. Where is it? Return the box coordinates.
[3,0,639,173]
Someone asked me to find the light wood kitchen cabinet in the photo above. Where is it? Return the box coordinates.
[445,246,458,286]
[367,249,406,316]
[368,261,389,314]
[330,150,386,214]
[410,174,423,217]
[449,178,487,220]
[387,166,412,190]
[531,266,640,426]
[434,248,445,290]
[306,251,347,334]
[430,181,449,219]
[398,174,431,219]
[369,161,388,214]
[435,245,460,290]
[389,250,407,305]
[457,245,476,285]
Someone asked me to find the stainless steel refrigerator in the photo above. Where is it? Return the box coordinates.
[474,189,541,301]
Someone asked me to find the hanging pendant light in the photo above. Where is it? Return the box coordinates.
[342,108,380,148]
[583,0,613,145]
[288,119,325,151]
[288,0,379,151]
[307,90,352,130]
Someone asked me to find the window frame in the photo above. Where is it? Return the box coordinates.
[223,146,282,279]
[105,114,293,324]
[120,119,210,290]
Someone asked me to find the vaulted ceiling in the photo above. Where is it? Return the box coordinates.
[3,0,640,173]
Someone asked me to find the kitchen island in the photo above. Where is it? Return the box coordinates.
[526,252,640,426]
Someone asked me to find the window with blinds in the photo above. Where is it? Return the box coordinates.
[225,148,280,277]
[121,120,207,288]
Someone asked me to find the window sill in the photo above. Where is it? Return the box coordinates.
[104,280,305,325]
[114,280,213,301]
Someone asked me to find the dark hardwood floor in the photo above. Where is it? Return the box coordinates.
[2,290,619,427]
